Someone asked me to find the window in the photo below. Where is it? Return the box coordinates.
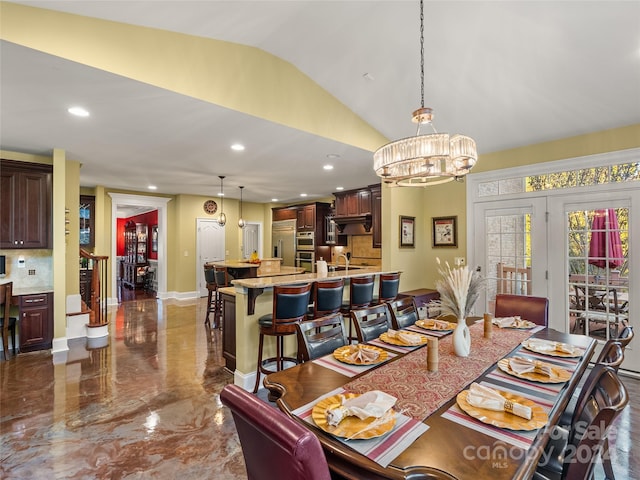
[79,195,95,248]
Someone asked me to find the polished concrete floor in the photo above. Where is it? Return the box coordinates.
[1,296,638,479]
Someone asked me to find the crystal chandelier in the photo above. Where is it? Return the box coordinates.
[217,176,227,226]
[373,0,477,186]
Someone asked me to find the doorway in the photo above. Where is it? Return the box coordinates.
[196,219,226,297]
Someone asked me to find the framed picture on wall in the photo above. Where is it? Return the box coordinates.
[432,216,457,247]
[399,216,415,247]
[152,225,158,252]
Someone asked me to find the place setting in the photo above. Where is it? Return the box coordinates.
[413,319,457,336]
[521,338,585,358]
[312,344,396,377]
[366,328,430,352]
[292,388,429,468]
[492,316,537,329]
[496,356,571,384]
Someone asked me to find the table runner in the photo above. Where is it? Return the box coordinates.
[343,322,540,420]
[312,350,398,378]
[404,323,452,338]
[292,387,429,468]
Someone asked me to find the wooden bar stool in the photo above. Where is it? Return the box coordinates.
[375,272,401,304]
[309,278,344,319]
[253,283,312,393]
[341,275,375,342]
[203,265,217,327]
[213,265,231,329]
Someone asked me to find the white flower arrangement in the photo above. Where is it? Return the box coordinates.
[429,258,485,319]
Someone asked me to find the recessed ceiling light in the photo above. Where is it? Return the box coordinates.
[336,186,344,191]
[68,106,90,117]
[271,198,278,202]
[218,192,225,197]
[323,164,334,170]
[231,143,245,151]
[363,73,375,81]
[300,193,308,197]
[148,185,157,190]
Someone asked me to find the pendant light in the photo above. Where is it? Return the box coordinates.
[373,0,477,186]
[238,186,246,228]
[217,175,227,226]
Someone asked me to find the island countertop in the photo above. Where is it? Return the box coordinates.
[232,266,398,289]
[208,259,304,277]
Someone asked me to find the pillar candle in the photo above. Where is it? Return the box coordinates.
[427,337,438,372]
[484,313,493,339]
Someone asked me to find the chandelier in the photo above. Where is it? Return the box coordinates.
[373,0,477,186]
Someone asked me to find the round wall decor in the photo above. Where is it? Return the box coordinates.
[203,199,218,215]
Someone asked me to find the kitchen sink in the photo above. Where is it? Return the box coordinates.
[329,265,363,272]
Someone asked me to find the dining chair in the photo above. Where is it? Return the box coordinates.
[309,278,344,319]
[494,293,549,326]
[296,313,348,362]
[220,384,332,480]
[534,365,628,480]
[253,283,312,393]
[350,303,392,343]
[387,296,419,330]
[0,282,18,360]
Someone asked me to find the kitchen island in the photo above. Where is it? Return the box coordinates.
[207,258,303,279]
[228,267,401,390]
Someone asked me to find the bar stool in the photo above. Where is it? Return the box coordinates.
[0,281,18,359]
[309,278,344,319]
[213,265,232,329]
[374,272,401,304]
[341,275,375,342]
[253,283,312,393]
[203,265,217,327]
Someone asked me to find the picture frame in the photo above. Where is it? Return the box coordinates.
[432,216,457,247]
[151,225,158,252]
[399,216,415,247]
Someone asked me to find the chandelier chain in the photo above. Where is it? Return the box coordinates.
[420,0,424,109]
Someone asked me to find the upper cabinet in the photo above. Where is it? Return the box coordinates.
[371,185,382,248]
[272,206,298,221]
[333,184,381,247]
[0,159,52,249]
[334,187,373,218]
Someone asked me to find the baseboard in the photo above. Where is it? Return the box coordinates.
[51,336,69,354]
[234,369,258,392]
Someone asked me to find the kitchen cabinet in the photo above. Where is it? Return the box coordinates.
[371,184,382,248]
[296,204,317,231]
[272,206,297,221]
[221,290,236,372]
[334,188,371,217]
[0,159,52,249]
[19,292,53,352]
[122,221,148,289]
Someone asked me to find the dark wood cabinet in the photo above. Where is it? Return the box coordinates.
[334,188,372,217]
[221,291,236,372]
[272,206,297,221]
[0,159,52,249]
[371,185,382,248]
[122,221,148,289]
[19,292,53,352]
[398,288,440,318]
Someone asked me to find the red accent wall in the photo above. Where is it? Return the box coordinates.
[116,210,159,260]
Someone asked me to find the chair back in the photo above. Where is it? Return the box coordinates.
[220,384,332,480]
[594,340,624,371]
[351,303,392,343]
[204,264,216,285]
[387,296,419,330]
[213,265,231,288]
[296,313,348,362]
[311,279,344,318]
[494,294,548,326]
[615,325,634,350]
[263,284,312,335]
[496,262,532,295]
[562,365,628,479]
[0,282,12,357]
[377,272,400,303]
[349,275,375,310]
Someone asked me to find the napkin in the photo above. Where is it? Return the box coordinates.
[425,319,451,330]
[509,357,553,377]
[326,390,397,426]
[345,345,380,363]
[387,329,422,345]
[466,382,532,420]
[493,316,521,328]
[526,339,577,354]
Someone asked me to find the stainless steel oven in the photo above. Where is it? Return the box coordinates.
[296,251,315,273]
[296,231,315,251]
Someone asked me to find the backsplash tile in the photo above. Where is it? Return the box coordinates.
[0,250,53,288]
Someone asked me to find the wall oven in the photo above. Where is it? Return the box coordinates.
[296,231,315,251]
[296,251,315,273]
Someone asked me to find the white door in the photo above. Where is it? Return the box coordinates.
[548,190,637,372]
[472,198,548,313]
[196,219,225,297]
[242,223,261,259]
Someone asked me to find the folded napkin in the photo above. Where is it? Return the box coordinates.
[386,329,422,345]
[345,345,380,363]
[425,319,451,330]
[493,316,522,328]
[509,357,553,377]
[526,338,577,354]
[326,390,397,426]
[466,382,532,420]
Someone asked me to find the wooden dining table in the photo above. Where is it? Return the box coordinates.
[264,320,596,480]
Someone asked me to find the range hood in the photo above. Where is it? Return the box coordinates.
[334,214,372,233]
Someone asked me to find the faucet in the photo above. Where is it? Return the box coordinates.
[337,253,350,270]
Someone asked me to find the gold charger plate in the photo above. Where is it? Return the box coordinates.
[333,345,388,365]
[497,358,570,384]
[379,331,429,347]
[416,319,456,332]
[521,339,584,358]
[493,319,537,329]
[312,393,397,440]
[456,389,548,431]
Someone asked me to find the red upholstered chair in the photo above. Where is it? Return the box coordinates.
[494,294,549,326]
[220,384,332,480]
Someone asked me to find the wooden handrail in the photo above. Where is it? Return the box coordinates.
[80,248,109,327]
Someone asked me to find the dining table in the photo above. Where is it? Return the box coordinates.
[264,319,596,480]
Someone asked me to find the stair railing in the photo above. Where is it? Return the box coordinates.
[80,248,109,327]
